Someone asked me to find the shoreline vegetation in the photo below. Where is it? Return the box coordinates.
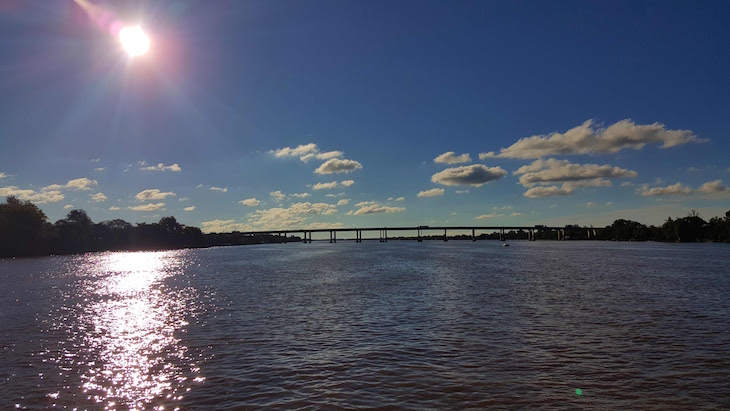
[1,196,728,258]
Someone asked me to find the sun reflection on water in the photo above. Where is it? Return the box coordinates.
[64,251,204,410]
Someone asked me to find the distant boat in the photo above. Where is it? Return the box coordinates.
[503,243,510,247]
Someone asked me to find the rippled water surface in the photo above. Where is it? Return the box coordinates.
[1,241,729,409]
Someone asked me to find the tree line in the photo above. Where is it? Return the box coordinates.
[0,196,728,258]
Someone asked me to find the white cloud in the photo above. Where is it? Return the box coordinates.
[270,190,286,201]
[316,151,344,160]
[201,219,252,233]
[475,213,503,220]
[313,181,338,190]
[434,151,471,164]
[511,212,525,216]
[179,197,190,202]
[417,188,445,197]
[305,221,345,230]
[240,198,260,206]
[314,158,363,175]
[109,206,120,211]
[641,180,730,197]
[481,119,706,159]
[697,180,728,193]
[140,163,181,172]
[196,184,203,188]
[524,186,574,198]
[455,190,470,194]
[290,192,311,198]
[44,177,98,191]
[271,144,345,163]
[337,199,350,206]
[340,179,355,187]
[128,203,166,211]
[353,204,405,215]
[514,158,637,187]
[183,206,196,211]
[271,143,319,161]
[135,189,176,201]
[90,158,100,163]
[94,167,105,172]
[621,181,634,187]
[326,192,345,198]
[89,192,107,202]
[64,204,73,209]
[0,186,64,203]
[394,197,405,202]
[246,202,338,229]
[210,186,228,192]
[0,172,6,179]
[355,201,378,207]
[641,182,693,197]
[431,164,507,187]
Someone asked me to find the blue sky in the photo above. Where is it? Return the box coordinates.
[1,0,729,232]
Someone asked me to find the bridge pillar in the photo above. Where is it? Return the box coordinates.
[472,228,476,241]
[334,231,336,243]
[357,230,361,243]
[329,230,333,243]
[444,228,448,242]
[418,228,422,242]
[284,232,287,243]
[385,228,388,242]
[500,228,504,241]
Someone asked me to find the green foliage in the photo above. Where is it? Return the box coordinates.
[0,196,53,257]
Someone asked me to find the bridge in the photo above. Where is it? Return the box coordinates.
[237,226,601,243]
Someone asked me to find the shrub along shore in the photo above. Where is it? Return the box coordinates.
[0,196,728,258]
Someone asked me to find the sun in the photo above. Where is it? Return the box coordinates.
[119,25,150,57]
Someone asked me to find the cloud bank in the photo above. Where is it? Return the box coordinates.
[431,164,507,187]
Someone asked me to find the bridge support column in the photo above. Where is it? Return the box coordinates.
[444,228,448,242]
[500,228,504,241]
[284,232,287,243]
[385,229,388,242]
[329,231,333,243]
[472,228,476,241]
[357,230,361,243]
[418,228,422,242]
[334,231,336,243]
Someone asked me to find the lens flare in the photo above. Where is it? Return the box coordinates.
[119,26,150,57]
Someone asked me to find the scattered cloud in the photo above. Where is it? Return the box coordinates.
[271,143,318,161]
[135,189,176,201]
[434,151,472,164]
[337,199,350,206]
[352,204,406,215]
[480,119,706,159]
[394,197,405,202]
[510,212,525,216]
[314,158,363,175]
[698,180,728,193]
[240,198,260,206]
[340,179,355,187]
[641,180,730,197]
[64,204,73,209]
[418,188,445,197]
[109,206,120,211]
[475,213,503,220]
[270,190,286,201]
[90,158,100,163]
[246,202,338,229]
[290,192,311,198]
[0,173,6,179]
[514,158,637,187]
[313,181,338,190]
[431,164,507,187]
[183,206,196,211]
[271,143,345,163]
[455,190,470,194]
[355,201,378,207]
[89,192,107,202]
[210,186,228,192]
[94,167,105,172]
[44,177,98,191]
[196,184,203,188]
[201,219,251,233]
[178,197,190,202]
[524,186,574,198]
[128,203,166,211]
[641,182,693,197]
[621,181,634,187]
[325,192,345,198]
[0,186,64,203]
[140,163,181,172]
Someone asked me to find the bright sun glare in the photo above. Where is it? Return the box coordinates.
[119,26,150,57]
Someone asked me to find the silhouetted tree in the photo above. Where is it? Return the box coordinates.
[0,196,54,257]
[55,209,94,254]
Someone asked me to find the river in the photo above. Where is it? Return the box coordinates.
[1,241,729,409]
